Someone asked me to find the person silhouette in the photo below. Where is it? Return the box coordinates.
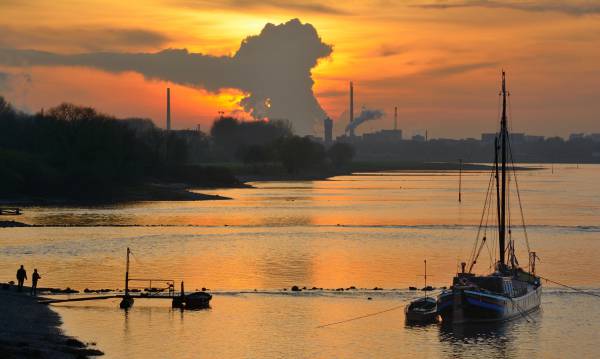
[31,269,41,296]
[16,265,27,292]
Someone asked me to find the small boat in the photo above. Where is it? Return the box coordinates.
[172,282,212,309]
[406,259,438,323]
[405,297,437,323]
[184,291,212,309]
[119,296,134,309]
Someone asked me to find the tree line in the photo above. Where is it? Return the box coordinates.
[209,116,354,172]
[0,98,355,200]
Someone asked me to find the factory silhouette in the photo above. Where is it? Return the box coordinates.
[161,84,600,165]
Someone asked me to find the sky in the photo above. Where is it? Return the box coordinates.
[0,0,599,138]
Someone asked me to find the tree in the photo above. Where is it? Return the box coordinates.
[235,144,272,166]
[327,142,355,168]
[277,136,325,173]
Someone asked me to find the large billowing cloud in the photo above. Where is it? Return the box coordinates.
[0,18,333,135]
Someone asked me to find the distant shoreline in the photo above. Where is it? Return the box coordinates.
[0,284,103,358]
[238,161,538,182]
[0,162,538,210]
[0,182,232,207]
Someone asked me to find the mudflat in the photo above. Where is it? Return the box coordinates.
[0,284,103,358]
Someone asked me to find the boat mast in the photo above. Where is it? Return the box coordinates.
[424,259,428,298]
[125,247,130,297]
[499,71,508,267]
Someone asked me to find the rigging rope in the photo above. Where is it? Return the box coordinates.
[538,275,600,299]
[507,94,532,255]
[316,302,408,328]
[507,136,532,255]
[508,296,535,323]
[468,170,496,270]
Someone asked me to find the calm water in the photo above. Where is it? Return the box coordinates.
[1,164,599,358]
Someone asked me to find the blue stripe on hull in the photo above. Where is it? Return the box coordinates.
[437,287,542,323]
[465,297,504,313]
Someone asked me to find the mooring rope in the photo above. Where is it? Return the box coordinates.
[316,302,407,328]
[539,275,600,299]
[508,296,535,323]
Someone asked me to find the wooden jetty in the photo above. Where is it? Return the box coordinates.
[0,208,21,215]
[39,294,174,305]
[39,247,212,309]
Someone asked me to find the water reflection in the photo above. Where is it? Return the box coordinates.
[438,311,542,359]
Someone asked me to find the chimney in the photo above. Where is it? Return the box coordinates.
[166,88,171,131]
[349,81,354,130]
[394,106,398,131]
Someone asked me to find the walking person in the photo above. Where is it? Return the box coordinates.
[31,269,41,296]
[16,265,27,292]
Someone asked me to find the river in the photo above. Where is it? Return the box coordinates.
[1,164,599,358]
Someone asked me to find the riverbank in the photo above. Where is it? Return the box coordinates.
[0,284,103,358]
[236,161,527,182]
[0,182,232,206]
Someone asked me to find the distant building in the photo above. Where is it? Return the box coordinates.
[323,117,333,146]
[569,133,585,141]
[412,134,425,142]
[481,133,496,143]
[588,133,600,142]
[482,133,544,144]
[524,135,545,143]
[362,129,402,143]
[510,133,526,144]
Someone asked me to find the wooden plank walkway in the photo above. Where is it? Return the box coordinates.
[0,208,22,215]
[39,294,176,305]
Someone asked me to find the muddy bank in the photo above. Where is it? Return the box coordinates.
[0,284,103,358]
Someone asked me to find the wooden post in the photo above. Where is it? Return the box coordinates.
[424,259,427,298]
[125,248,130,297]
[458,159,463,203]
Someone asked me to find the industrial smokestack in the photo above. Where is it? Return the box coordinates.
[166,88,171,131]
[349,81,354,134]
[394,106,398,131]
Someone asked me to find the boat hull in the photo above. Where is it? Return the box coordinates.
[405,297,438,323]
[437,286,541,324]
[172,292,212,309]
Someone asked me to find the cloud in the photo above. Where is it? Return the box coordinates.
[0,26,170,52]
[420,62,497,76]
[0,19,333,135]
[377,44,407,57]
[365,61,497,88]
[174,0,349,15]
[414,1,600,16]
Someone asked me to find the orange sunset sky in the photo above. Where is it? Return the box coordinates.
[0,0,599,138]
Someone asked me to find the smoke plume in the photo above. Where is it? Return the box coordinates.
[0,19,332,135]
[345,108,383,135]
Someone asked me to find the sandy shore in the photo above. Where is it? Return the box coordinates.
[0,283,103,358]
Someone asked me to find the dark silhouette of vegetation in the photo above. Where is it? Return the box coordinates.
[235,144,272,168]
[276,135,326,173]
[0,97,359,202]
[211,116,291,160]
[327,142,355,168]
[0,98,238,201]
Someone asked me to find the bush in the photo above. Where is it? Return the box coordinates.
[328,142,355,167]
